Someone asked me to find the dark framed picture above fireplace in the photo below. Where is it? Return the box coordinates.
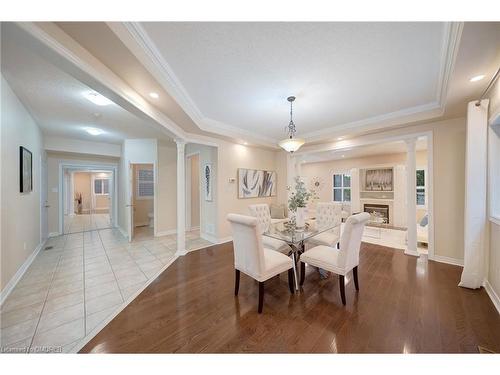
[365,168,393,191]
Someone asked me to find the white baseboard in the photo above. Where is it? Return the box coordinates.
[483,279,500,315]
[0,239,46,306]
[117,226,128,239]
[429,255,464,267]
[188,226,200,231]
[200,232,218,243]
[48,232,60,238]
[134,221,149,227]
[217,236,233,244]
[156,229,176,237]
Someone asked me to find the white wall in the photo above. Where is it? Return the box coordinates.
[44,136,121,158]
[156,144,177,235]
[1,75,44,292]
[486,78,500,308]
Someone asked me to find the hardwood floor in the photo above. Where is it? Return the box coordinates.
[80,242,500,353]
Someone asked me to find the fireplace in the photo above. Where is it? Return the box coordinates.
[363,204,389,224]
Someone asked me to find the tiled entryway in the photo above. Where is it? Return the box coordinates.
[0,228,180,353]
[63,213,111,234]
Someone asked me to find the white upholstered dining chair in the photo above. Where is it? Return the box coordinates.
[300,212,370,305]
[248,204,291,254]
[227,214,295,313]
[307,202,342,248]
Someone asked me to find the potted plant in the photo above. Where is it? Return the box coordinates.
[288,176,315,228]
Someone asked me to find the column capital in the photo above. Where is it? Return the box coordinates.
[175,138,186,147]
[404,137,417,149]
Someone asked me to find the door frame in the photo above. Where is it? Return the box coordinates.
[40,154,48,243]
[58,162,118,235]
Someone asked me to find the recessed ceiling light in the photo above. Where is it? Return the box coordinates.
[149,92,159,99]
[341,155,345,158]
[337,137,344,141]
[243,142,248,145]
[470,75,485,82]
[85,127,105,136]
[84,92,112,106]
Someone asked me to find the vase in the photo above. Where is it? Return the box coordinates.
[296,207,306,228]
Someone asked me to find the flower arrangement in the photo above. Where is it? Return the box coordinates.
[288,176,316,212]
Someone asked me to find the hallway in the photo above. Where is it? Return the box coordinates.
[63,214,111,234]
[0,228,179,352]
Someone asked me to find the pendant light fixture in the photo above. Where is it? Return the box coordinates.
[278,96,305,153]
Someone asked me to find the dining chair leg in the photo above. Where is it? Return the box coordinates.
[258,282,264,313]
[300,262,305,286]
[339,275,346,305]
[353,266,359,291]
[234,269,240,296]
[288,269,295,294]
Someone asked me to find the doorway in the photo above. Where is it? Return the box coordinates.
[61,166,116,235]
[128,163,155,241]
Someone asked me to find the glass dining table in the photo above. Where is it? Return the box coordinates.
[262,220,341,291]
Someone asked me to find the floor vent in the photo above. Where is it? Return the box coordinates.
[44,246,54,250]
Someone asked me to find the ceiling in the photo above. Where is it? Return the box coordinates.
[1,23,172,145]
[139,22,447,141]
[302,138,427,164]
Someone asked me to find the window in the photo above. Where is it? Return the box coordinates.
[136,168,154,199]
[94,178,109,195]
[333,173,351,202]
[416,169,425,206]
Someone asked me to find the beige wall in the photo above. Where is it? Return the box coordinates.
[1,76,44,292]
[133,164,154,227]
[217,141,279,239]
[190,154,200,228]
[156,145,177,234]
[46,152,119,235]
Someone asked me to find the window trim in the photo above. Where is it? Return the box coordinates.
[93,178,109,196]
[136,168,154,201]
[332,172,351,203]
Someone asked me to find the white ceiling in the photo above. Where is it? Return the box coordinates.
[139,22,447,141]
[302,138,427,164]
[1,24,171,145]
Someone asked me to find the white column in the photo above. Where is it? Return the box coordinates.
[176,139,186,255]
[286,154,295,198]
[405,138,419,257]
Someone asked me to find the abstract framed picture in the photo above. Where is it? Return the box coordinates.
[20,146,33,193]
[203,163,213,201]
[238,168,276,199]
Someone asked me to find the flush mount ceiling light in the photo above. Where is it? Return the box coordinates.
[278,96,305,153]
[84,92,113,106]
[149,92,159,99]
[85,127,105,136]
[470,75,485,82]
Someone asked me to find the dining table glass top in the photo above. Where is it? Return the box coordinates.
[262,220,340,246]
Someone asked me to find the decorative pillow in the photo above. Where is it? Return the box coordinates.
[270,204,286,219]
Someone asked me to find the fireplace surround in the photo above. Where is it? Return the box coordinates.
[363,203,389,224]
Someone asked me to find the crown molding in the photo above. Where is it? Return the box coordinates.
[116,22,462,148]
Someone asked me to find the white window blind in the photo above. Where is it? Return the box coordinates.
[137,169,154,199]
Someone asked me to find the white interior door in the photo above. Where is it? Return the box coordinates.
[127,163,134,242]
[40,157,48,242]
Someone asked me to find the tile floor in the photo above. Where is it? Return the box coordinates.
[0,227,213,353]
[64,213,111,234]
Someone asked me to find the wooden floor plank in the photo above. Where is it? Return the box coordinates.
[80,242,500,353]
